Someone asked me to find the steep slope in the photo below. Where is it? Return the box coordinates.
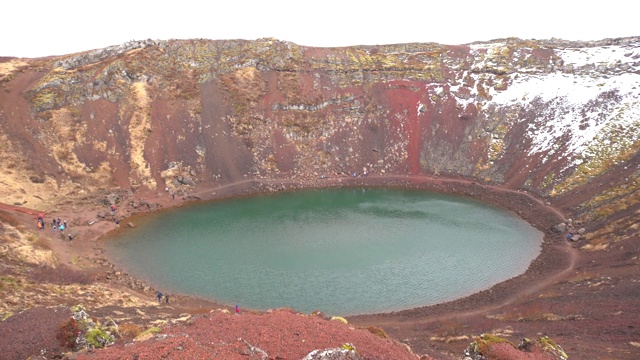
[0,37,639,359]
[1,38,638,241]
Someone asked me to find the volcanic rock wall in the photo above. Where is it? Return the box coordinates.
[0,37,639,248]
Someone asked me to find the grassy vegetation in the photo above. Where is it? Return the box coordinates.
[435,319,465,337]
[553,118,640,196]
[0,275,19,292]
[581,173,640,219]
[540,336,568,359]
[134,326,162,341]
[85,327,113,348]
[117,323,143,340]
[581,210,640,249]
[364,325,389,339]
[29,264,94,285]
[471,333,515,355]
[27,232,52,250]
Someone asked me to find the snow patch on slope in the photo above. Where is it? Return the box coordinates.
[488,44,640,164]
[558,45,640,69]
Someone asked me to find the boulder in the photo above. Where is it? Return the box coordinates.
[302,348,363,360]
[177,176,196,186]
[552,223,566,233]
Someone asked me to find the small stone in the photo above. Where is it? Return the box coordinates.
[553,223,567,233]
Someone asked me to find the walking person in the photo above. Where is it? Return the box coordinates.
[157,291,163,303]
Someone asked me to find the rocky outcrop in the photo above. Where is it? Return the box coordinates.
[464,334,568,360]
[53,39,162,70]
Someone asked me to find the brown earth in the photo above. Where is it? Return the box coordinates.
[0,39,639,359]
[1,173,638,359]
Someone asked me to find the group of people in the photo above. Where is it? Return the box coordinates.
[37,213,72,240]
[52,217,67,234]
[154,290,241,315]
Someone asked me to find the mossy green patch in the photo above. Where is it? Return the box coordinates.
[85,327,113,348]
[471,333,515,355]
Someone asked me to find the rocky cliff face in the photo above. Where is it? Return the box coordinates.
[1,36,639,248]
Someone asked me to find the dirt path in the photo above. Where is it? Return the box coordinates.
[357,239,579,330]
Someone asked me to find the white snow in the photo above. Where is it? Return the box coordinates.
[557,45,640,69]
[486,43,640,160]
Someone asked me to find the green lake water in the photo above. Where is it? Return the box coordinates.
[105,188,542,315]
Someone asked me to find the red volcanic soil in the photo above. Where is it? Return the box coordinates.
[76,309,419,360]
[1,174,639,360]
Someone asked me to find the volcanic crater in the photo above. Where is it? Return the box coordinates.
[0,36,639,359]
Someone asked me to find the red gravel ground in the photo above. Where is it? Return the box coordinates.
[0,306,72,360]
[75,309,422,360]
